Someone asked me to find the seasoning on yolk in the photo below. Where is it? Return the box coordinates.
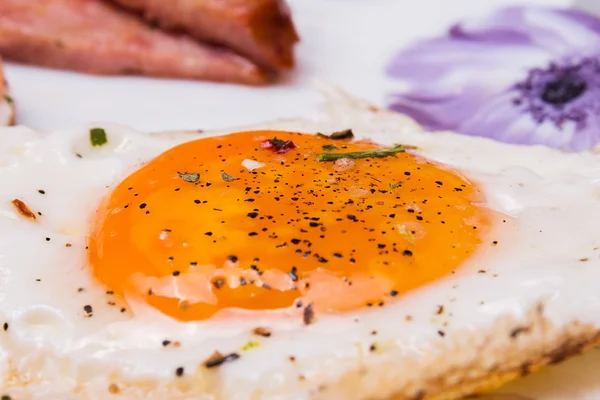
[88,130,492,321]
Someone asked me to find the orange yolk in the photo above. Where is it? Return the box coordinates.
[88,131,491,321]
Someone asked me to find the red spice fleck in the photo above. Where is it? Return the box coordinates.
[261,138,297,154]
[12,199,36,221]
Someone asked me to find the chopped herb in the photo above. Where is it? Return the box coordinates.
[317,129,354,140]
[3,94,13,105]
[90,128,108,147]
[204,352,240,368]
[317,145,405,162]
[221,171,237,182]
[270,137,286,147]
[242,341,260,351]
[177,172,200,183]
[322,144,339,151]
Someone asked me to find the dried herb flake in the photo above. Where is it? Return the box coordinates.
[177,172,200,183]
[221,171,237,182]
[317,129,354,140]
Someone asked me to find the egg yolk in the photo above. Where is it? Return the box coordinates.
[88,131,491,321]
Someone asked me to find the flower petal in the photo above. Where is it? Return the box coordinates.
[388,85,501,130]
[387,38,550,95]
[453,7,600,56]
[457,90,583,150]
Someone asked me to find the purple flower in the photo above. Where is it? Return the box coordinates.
[386,7,600,151]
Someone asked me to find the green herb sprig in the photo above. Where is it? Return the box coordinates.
[316,145,405,162]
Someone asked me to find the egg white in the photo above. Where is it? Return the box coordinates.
[1,96,600,400]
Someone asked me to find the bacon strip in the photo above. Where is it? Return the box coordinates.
[110,0,299,70]
[0,0,271,85]
[0,58,14,126]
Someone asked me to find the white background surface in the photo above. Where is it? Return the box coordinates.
[3,0,585,133]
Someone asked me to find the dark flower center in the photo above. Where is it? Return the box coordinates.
[541,74,587,105]
[513,58,600,129]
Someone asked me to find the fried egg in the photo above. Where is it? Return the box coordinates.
[1,94,600,400]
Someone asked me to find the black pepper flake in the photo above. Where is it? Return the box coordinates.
[212,278,226,289]
[172,270,180,277]
[303,304,315,325]
[369,344,377,352]
[403,249,413,257]
[204,352,240,368]
[248,232,258,236]
[83,305,93,314]
[288,267,298,282]
[390,290,398,297]
[175,367,184,377]
[309,222,319,227]
[437,330,445,337]
[291,238,301,245]
[204,231,213,236]
[38,189,45,194]
[247,212,258,219]
[2,322,8,331]
[139,203,147,209]
[227,255,238,263]
[162,340,171,347]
